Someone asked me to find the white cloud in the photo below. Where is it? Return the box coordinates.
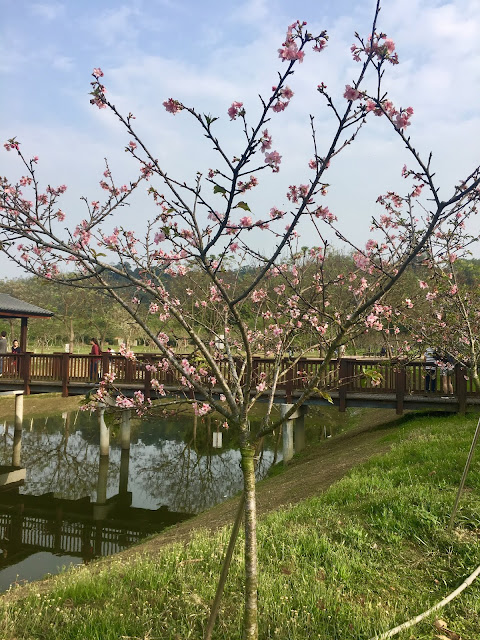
[51,55,75,71]
[229,0,269,25]
[29,2,65,21]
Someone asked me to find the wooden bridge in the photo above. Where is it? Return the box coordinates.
[0,353,478,414]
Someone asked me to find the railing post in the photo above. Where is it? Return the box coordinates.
[297,358,307,390]
[101,352,110,380]
[61,352,70,397]
[395,366,406,415]
[284,358,293,403]
[251,357,258,389]
[125,358,134,384]
[22,353,31,395]
[456,364,467,414]
[338,358,348,412]
[144,360,151,401]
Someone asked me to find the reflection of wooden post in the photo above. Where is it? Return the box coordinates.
[54,506,62,554]
[98,405,109,456]
[94,455,109,526]
[294,406,307,453]
[10,505,24,554]
[97,455,109,505]
[121,410,131,450]
[119,449,130,494]
[12,393,24,466]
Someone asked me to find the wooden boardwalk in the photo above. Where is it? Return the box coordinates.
[0,353,477,414]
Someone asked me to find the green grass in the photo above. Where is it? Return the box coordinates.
[1,413,479,639]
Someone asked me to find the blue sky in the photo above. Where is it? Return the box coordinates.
[1,0,480,279]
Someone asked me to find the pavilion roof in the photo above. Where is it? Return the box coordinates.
[0,294,54,319]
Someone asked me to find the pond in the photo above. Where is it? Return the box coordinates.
[0,407,282,593]
[0,401,358,593]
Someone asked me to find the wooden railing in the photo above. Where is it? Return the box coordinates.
[0,512,145,558]
[0,353,473,412]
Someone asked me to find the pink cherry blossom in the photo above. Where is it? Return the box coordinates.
[239,216,253,227]
[251,289,267,303]
[281,86,294,100]
[383,38,395,53]
[228,101,244,120]
[264,150,282,172]
[313,39,327,52]
[163,98,183,114]
[193,402,212,417]
[260,130,272,153]
[278,43,304,63]
[343,84,361,101]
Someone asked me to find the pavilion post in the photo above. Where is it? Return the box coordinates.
[20,317,28,353]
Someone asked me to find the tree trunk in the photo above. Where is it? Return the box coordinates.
[240,444,258,640]
[69,318,74,353]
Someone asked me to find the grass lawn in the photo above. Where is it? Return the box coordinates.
[0,412,479,639]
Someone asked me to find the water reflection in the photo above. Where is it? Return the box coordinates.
[0,410,276,592]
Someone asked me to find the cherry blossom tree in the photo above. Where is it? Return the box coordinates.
[1,2,480,638]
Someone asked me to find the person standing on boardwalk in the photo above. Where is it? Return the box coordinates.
[11,339,21,375]
[0,331,7,375]
[439,351,455,395]
[89,338,101,381]
[11,339,21,354]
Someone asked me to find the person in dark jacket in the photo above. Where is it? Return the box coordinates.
[89,338,101,380]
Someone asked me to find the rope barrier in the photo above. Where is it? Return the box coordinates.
[369,563,480,640]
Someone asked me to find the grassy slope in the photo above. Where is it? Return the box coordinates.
[0,393,82,419]
[0,412,479,639]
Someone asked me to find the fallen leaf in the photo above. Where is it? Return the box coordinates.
[433,619,461,640]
